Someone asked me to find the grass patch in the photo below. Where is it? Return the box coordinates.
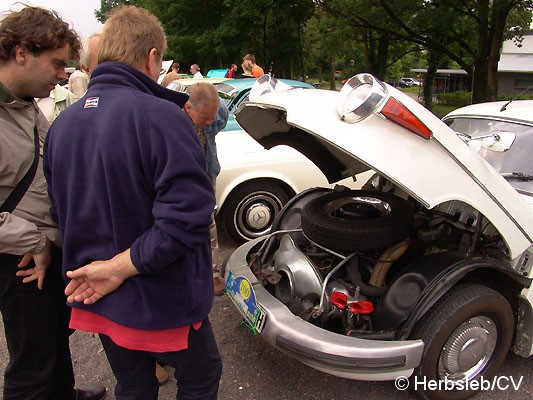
[403,87,423,95]
[431,104,458,119]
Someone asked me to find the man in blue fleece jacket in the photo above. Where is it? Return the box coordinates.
[43,6,221,399]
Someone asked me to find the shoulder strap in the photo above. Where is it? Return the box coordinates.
[0,125,40,213]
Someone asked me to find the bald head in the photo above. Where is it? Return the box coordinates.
[184,83,220,128]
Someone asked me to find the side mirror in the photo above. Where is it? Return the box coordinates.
[466,131,515,153]
[480,131,516,152]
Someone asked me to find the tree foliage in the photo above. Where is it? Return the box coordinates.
[95,0,315,79]
[318,0,533,102]
[93,0,533,102]
[95,0,141,22]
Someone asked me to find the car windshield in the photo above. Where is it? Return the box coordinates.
[447,117,533,195]
[215,82,237,102]
[215,82,252,111]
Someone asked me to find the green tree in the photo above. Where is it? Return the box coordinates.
[95,0,141,22]
[94,0,316,79]
[319,0,533,103]
[304,10,354,88]
[222,0,315,78]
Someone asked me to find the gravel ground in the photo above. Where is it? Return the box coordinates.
[1,230,533,399]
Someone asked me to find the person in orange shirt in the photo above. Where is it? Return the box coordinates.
[243,53,264,78]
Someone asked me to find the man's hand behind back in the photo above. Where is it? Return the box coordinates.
[65,248,139,305]
[16,238,52,289]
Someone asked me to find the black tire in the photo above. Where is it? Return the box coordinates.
[222,181,291,244]
[300,190,413,252]
[410,283,514,400]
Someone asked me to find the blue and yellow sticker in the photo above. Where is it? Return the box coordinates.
[226,271,266,334]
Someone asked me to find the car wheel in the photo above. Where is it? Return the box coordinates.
[222,181,291,243]
[300,190,413,252]
[410,283,514,400]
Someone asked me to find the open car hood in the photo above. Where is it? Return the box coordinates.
[235,74,533,258]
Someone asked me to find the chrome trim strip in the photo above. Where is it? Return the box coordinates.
[276,335,407,371]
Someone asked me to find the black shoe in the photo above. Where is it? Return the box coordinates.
[75,384,107,400]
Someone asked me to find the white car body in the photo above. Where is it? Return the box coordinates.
[236,87,532,256]
[215,124,372,240]
[168,76,371,243]
[443,99,533,350]
[223,75,533,399]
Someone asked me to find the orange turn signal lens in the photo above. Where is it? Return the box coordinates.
[380,97,432,140]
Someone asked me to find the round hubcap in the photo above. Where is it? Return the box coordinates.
[246,203,272,230]
[438,316,497,381]
[235,192,284,239]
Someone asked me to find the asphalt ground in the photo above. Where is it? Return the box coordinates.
[1,229,533,399]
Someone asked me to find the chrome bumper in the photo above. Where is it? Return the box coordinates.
[224,238,424,381]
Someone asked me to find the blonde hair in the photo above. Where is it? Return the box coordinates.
[242,59,253,74]
[98,6,166,69]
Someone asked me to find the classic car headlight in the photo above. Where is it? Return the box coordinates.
[337,73,387,123]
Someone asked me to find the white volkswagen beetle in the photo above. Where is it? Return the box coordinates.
[223,74,533,400]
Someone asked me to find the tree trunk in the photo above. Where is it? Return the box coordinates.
[471,0,509,103]
[424,65,437,112]
[329,55,336,90]
[472,61,490,104]
[373,32,389,80]
[298,22,305,81]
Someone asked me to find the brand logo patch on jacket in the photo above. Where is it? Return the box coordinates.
[84,97,99,108]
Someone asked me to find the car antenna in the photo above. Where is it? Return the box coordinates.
[500,83,533,112]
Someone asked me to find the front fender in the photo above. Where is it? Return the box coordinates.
[397,254,531,340]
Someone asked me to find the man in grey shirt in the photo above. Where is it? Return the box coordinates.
[0,6,105,400]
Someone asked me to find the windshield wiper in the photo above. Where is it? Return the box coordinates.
[501,172,533,181]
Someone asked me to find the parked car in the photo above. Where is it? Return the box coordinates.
[386,78,403,88]
[224,74,533,400]
[399,77,421,87]
[166,77,229,92]
[207,68,229,78]
[214,78,315,131]
[168,76,371,243]
[443,99,533,209]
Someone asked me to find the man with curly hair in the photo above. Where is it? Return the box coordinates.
[0,6,106,400]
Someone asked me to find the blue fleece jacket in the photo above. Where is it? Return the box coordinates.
[43,62,216,330]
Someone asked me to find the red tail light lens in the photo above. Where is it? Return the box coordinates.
[349,300,374,315]
[330,292,348,310]
[380,97,432,140]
